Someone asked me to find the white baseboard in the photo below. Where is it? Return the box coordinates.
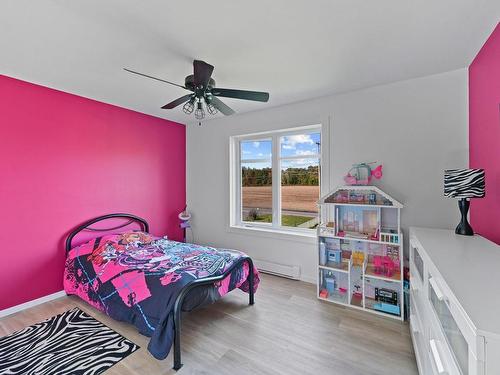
[0,290,66,319]
[300,274,317,285]
[254,259,301,280]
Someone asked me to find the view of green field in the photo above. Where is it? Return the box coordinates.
[246,212,314,227]
[240,132,320,228]
[242,185,320,228]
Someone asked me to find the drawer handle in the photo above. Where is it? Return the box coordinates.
[429,277,446,301]
[430,339,446,374]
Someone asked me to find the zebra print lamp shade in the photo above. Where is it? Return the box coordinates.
[444,168,485,236]
[444,169,485,198]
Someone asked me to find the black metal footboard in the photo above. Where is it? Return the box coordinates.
[172,256,255,370]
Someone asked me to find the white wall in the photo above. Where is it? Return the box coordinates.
[186,68,468,283]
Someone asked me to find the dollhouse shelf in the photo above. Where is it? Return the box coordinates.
[319,261,349,273]
[318,290,348,304]
[317,185,404,321]
[318,233,401,246]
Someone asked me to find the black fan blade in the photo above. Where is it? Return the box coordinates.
[124,68,189,90]
[211,88,269,102]
[193,60,214,89]
[211,96,235,116]
[162,94,192,109]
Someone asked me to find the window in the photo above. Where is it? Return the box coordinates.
[280,133,321,228]
[231,125,322,233]
[240,139,273,223]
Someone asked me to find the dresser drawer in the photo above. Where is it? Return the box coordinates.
[427,272,485,375]
[410,290,432,375]
[427,314,464,375]
[411,317,431,375]
[411,285,463,375]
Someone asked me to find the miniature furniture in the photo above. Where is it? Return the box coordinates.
[409,227,500,375]
[317,186,404,320]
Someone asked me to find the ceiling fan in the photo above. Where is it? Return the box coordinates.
[124,60,270,121]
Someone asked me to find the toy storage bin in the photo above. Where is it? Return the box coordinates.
[364,277,401,317]
[318,268,348,304]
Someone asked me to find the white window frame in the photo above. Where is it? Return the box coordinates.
[230,124,323,236]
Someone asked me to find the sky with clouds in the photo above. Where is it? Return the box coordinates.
[241,132,320,169]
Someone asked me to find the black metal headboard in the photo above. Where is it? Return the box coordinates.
[65,213,149,253]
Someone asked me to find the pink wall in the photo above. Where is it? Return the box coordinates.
[469,23,500,244]
[0,75,186,310]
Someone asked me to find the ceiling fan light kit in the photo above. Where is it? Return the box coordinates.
[194,100,205,120]
[206,102,218,115]
[124,60,270,123]
[182,96,195,114]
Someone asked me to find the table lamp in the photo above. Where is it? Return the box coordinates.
[444,168,485,236]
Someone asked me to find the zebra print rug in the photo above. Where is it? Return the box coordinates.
[0,307,139,375]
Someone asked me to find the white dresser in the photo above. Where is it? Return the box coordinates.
[409,227,500,375]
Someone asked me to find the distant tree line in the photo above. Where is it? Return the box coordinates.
[242,165,319,186]
[282,166,319,185]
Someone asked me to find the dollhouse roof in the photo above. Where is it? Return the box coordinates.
[318,185,403,208]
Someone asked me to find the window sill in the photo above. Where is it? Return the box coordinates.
[227,224,317,244]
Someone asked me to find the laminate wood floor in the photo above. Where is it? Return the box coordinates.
[0,274,418,375]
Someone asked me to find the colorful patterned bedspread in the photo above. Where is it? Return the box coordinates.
[63,231,259,359]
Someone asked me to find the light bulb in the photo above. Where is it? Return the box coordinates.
[206,102,218,115]
[183,97,195,114]
[194,101,205,120]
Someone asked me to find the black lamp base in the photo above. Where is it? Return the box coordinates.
[455,198,474,236]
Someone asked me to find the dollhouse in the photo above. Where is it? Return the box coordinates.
[317,186,404,320]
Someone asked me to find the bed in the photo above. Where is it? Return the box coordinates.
[63,213,259,370]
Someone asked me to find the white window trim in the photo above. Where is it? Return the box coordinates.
[229,124,324,237]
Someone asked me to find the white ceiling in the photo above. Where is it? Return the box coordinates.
[1,1,498,124]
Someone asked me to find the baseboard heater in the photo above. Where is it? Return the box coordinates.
[253,259,301,280]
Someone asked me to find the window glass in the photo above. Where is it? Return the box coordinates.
[280,133,321,157]
[235,129,321,231]
[241,140,272,161]
[241,140,272,223]
[280,132,320,228]
[280,158,320,228]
